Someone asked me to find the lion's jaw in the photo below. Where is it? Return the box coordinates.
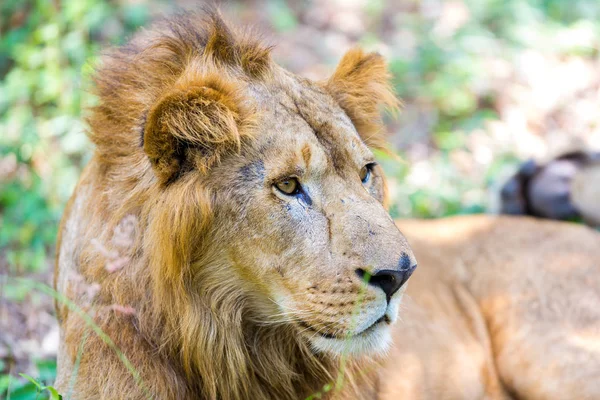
[273,284,406,356]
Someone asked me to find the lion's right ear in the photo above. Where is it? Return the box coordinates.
[143,75,253,184]
[325,49,400,149]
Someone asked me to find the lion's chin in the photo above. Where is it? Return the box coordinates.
[307,322,393,357]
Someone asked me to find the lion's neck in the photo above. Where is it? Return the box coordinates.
[151,304,340,398]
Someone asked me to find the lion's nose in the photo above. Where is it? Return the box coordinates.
[355,263,417,301]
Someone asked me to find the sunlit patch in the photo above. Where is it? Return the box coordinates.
[568,333,600,354]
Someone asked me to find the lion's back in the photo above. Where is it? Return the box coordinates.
[381,215,600,400]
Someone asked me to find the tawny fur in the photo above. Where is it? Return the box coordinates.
[55,10,600,400]
[324,48,400,150]
[384,216,600,400]
[55,10,403,400]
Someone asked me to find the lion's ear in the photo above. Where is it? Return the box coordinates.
[143,75,253,184]
[325,49,400,149]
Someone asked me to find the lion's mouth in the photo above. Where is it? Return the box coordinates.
[298,314,390,340]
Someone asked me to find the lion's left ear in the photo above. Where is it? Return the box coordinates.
[143,74,254,184]
[324,49,400,149]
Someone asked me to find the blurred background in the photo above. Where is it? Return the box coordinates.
[1,0,599,397]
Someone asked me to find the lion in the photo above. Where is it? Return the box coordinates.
[54,11,600,400]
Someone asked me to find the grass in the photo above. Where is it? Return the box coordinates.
[18,373,61,400]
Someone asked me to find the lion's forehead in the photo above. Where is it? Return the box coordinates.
[247,77,372,176]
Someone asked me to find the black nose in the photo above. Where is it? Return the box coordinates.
[356,264,417,301]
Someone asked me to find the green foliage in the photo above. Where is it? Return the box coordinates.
[0,0,149,273]
[268,0,298,32]
[380,0,600,218]
[0,359,59,400]
[19,372,62,400]
[0,2,149,393]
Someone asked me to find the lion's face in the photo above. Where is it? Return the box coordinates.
[141,37,416,356]
[205,75,416,356]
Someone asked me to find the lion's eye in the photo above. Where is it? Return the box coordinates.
[360,163,375,183]
[275,178,300,195]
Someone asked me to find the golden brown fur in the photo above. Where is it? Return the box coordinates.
[55,10,412,399]
[324,48,399,150]
[55,10,600,400]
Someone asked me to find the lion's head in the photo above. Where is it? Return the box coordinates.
[57,10,416,399]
